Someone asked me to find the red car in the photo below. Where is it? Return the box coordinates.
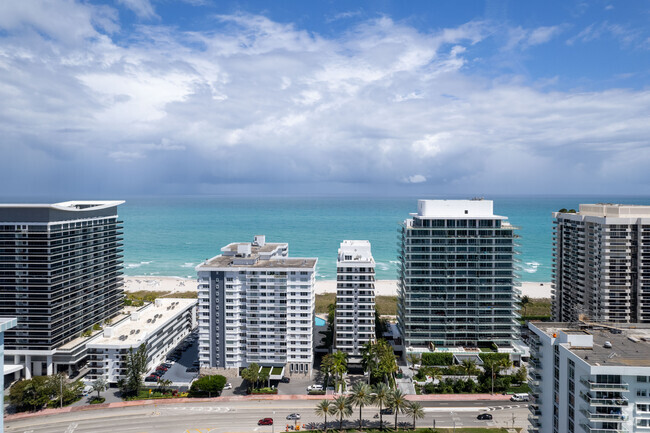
[156,366,168,371]
[258,418,273,426]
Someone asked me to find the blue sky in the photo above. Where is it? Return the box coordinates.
[1,0,649,197]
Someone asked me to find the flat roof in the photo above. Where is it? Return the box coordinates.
[200,255,317,269]
[533,322,650,367]
[0,201,124,210]
[0,317,17,333]
[88,298,196,348]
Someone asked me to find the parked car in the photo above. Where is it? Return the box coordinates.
[155,366,168,372]
[258,418,273,426]
[145,375,158,382]
[477,413,493,420]
[511,393,530,402]
[223,383,232,390]
[280,377,290,383]
[307,384,323,391]
[151,371,162,377]
[286,413,301,420]
[380,408,393,415]
[162,362,173,368]
[186,367,199,373]
[82,385,93,396]
[192,360,200,367]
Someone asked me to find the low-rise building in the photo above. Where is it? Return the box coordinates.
[86,298,196,384]
[528,322,650,433]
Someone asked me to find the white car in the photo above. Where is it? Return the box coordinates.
[307,384,323,391]
[223,383,232,390]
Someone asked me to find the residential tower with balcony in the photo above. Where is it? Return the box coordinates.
[334,240,375,357]
[397,199,520,350]
[196,236,317,376]
[552,204,650,323]
[528,321,650,433]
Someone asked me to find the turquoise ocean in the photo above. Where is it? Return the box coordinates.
[115,195,650,282]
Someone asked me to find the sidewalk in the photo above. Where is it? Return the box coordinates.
[4,393,512,422]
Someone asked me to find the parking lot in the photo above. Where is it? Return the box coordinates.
[146,330,200,385]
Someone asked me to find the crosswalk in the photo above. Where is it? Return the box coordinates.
[167,406,232,413]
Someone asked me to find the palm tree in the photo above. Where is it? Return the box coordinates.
[387,389,408,430]
[371,383,390,430]
[315,399,335,431]
[406,353,421,370]
[520,295,531,317]
[331,395,353,431]
[349,382,372,429]
[321,354,334,388]
[461,359,478,380]
[403,401,425,429]
[241,363,260,393]
[91,377,107,400]
[331,351,348,391]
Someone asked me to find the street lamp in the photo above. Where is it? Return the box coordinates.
[272,411,275,433]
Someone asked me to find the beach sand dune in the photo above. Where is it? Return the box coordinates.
[123,277,552,299]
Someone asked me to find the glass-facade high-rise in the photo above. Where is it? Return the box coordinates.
[397,199,520,349]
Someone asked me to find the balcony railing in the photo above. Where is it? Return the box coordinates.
[579,424,627,433]
[580,392,628,407]
[579,409,627,422]
[579,378,629,392]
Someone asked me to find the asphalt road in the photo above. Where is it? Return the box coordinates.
[5,400,530,433]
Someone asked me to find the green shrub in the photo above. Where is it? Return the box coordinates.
[421,352,453,366]
[308,390,326,395]
[479,353,510,363]
[189,375,226,397]
[251,387,278,394]
[89,396,106,404]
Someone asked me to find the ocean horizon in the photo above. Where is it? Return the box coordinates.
[4,194,650,282]
[114,195,650,282]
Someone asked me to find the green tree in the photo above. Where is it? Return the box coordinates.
[8,377,52,412]
[371,382,390,430]
[403,401,425,429]
[259,369,270,389]
[520,295,531,317]
[241,363,260,392]
[315,399,335,431]
[331,351,348,392]
[189,374,226,397]
[321,354,334,388]
[387,389,408,430]
[157,377,173,394]
[122,343,148,396]
[406,353,421,370]
[514,365,528,384]
[349,382,372,429]
[331,395,353,431]
[461,359,479,380]
[91,378,108,400]
[361,339,398,385]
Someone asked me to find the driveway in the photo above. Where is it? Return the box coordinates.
[153,333,200,385]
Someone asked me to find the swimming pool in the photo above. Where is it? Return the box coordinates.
[315,316,326,326]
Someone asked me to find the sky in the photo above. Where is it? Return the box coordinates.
[1,0,649,197]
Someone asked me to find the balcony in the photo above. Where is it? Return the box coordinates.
[580,392,628,407]
[579,424,627,433]
[580,378,629,392]
[579,409,627,422]
[528,414,541,427]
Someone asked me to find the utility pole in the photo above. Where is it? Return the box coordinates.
[60,374,64,408]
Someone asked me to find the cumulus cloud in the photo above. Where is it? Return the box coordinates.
[117,0,157,19]
[0,4,649,196]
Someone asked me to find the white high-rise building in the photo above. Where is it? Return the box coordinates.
[552,204,650,323]
[334,240,376,356]
[397,199,520,349]
[528,321,650,433]
[196,236,317,376]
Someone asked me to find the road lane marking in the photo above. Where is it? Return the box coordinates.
[64,423,78,433]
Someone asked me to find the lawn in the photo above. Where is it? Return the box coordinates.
[125,290,197,306]
[521,298,551,317]
[315,294,397,316]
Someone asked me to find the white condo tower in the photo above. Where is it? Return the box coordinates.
[334,240,376,356]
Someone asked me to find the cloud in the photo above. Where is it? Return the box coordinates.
[506,25,564,50]
[402,175,427,184]
[117,0,157,20]
[567,21,645,48]
[0,7,649,196]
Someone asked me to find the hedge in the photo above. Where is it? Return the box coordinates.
[308,390,326,395]
[421,352,453,366]
[478,353,510,363]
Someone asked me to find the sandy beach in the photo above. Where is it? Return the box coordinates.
[124,277,552,299]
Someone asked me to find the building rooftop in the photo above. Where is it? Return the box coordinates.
[533,322,650,367]
[197,236,317,270]
[0,201,124,223]
[88,298,196,348]
[575,203,650,218]
[0,317,17,333]
[338,240,374,264]
[411,199,506,220]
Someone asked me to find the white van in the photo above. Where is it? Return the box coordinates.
[511,393,530,402]
[307,384,323,391]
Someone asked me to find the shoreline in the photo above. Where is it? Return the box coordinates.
[124,276,552,299]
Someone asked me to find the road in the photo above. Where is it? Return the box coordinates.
[5,400,529,433]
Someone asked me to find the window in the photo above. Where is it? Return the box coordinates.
[638,389,647,397]
[639,376,648,383]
